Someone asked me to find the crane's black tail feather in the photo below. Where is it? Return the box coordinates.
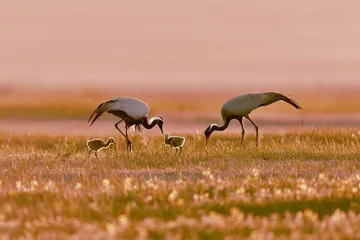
[271,92,302,109]
[88,102,105,123]
[88,99,117,126]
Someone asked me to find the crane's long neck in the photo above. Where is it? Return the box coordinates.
[212,117,231,132]
[142,117,158,129]
[205,117,232,144]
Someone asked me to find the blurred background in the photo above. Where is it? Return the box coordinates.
[0,0,359,135]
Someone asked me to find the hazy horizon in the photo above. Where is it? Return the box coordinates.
[1,0,360,91]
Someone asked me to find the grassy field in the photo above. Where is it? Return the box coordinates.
[0,129,359,239]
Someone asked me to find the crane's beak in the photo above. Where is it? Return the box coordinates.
[159,125,164,135]
[205,131,210,145]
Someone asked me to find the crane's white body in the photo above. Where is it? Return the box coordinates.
[106,97,150,120]
[222,93,270,118]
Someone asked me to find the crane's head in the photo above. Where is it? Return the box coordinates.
[204,124,217,145]
[154,116,164,135]
[142,116,164,134]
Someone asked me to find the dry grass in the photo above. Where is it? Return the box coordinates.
[0,129,359,238]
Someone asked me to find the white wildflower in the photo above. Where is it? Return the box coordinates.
[102,179,111,190]
[118,215,129,227]
[124,177,133,192]
[75,183,82,190]
[16,181,21,191]
[106,223,117,235]
[168,190,178,203]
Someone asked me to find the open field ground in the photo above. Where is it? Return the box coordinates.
[0,130,360,238]
[1,89,360,136]
[1,89,360,120]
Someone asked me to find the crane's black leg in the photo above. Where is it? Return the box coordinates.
[237,117,245,144]
[125,127,132,152]
[245,116,259,147]
[115,120,131,152]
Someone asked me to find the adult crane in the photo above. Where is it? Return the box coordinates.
[204,92,302,147]
[88,97,163,152]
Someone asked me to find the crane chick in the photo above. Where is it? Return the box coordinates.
[164,133,185,155]
[87,137,116,159]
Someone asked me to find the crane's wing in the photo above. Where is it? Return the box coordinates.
[259,92,302,109]
[88,97,150,126]
[223,92,302,117]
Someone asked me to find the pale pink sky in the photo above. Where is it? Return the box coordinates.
[0,0,360,90]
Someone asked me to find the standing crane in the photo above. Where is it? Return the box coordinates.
[88,97,163,152]
[204,92,302,147]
